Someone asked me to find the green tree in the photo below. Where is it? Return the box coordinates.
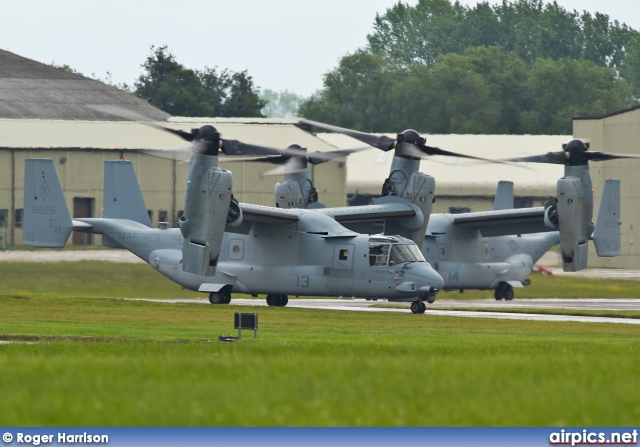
[302,0,640,134]
[368,0,468,67]
[222,71,266,118]
[367,0,638,70]
[424,46,528,133]
[300,50,400,131]
[51,62,83,75]
[133,45,265,117]
[621,35,640,99]
[300,45,635,134]
[134,46,215,116]
[521,57,634,134]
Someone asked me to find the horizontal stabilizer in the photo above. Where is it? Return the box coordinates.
[23,159,73,247]
[592,178,621,257]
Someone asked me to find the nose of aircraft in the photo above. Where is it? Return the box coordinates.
[406,262,444,291]
[428,266,444,291]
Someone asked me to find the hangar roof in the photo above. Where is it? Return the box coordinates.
[0,49,168,121]
[317,133,569,197]
[0,117,333,153]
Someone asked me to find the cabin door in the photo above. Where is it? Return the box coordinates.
[331,243,354,292]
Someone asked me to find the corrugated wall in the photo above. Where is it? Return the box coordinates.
[575,108,640,269]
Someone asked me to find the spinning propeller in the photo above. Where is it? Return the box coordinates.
[509,139,640,166]
[297,119,514,165]
[154,124,307,159]
[223,144,368,176]
[87,104,306,160]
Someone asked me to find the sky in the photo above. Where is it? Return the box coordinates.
[1,0,639,98]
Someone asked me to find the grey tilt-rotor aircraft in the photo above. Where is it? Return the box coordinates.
[259,120,624,303]
[22,125,444,313]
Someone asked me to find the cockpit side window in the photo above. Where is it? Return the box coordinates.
[389,244,426,265]
[389,244,412,265]
[368,243,390,267]
[406,244,426,262]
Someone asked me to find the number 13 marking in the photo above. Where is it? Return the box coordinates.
[297,275,310,288]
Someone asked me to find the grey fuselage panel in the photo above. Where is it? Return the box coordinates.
[74,217,443,300]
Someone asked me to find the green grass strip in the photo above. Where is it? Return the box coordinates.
[1,294,640,426]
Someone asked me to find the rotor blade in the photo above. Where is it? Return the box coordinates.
[404,143,524,166]
[585,152,640,162]
[298,119,396,151]
[220,139,306,157]
[154,125,195,142]
[305,146,371,165]
[88,104,196,142]
[137,149,191,162]
[220,155,290,164]
[505,152,569,165]
[262,158,306,176]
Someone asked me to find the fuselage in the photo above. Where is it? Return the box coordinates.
[423,213,559,290]
[77,218,444,301]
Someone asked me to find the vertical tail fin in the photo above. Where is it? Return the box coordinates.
[23,159,73,248]
[103,160,151,226]
[592,178,621,257]
[492,181,514,210]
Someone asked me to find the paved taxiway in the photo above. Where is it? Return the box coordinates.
[130,297,640,325]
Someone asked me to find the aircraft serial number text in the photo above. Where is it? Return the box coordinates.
[31,205,56,215]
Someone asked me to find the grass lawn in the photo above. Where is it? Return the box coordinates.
[1,261,639,426]
[0,261,203,299]
[0,276,638,426]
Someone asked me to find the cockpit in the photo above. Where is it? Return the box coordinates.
[368,236,426,267]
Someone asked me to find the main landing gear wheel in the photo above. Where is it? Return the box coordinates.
[494,283,514,301]
[266,295,289,307]
[209,290,231,305]
[503,287,514,301]
[410,301,426,314]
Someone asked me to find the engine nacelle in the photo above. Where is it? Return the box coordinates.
[180,166,233,277]
[378,172,435,247]
[275,180,305,209]
[226,196,243,227]
[543,201,559,230]
[556,176,588,272]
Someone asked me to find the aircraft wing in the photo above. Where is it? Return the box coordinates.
[237,203,359,237]
[450,207,548,237]
[239,203,300,224]
[314,203,420,236]
[315,203,417,223]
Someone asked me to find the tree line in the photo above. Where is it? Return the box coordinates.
[300,0,640,134]
[133,46,266,118]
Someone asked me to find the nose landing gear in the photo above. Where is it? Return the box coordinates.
[494,282,514,301]
[266,295,289,307]
[209,290,232,304]
[410,301,427,314]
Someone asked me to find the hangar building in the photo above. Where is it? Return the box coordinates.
[0,50,345,247]
[574,106,640,268]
